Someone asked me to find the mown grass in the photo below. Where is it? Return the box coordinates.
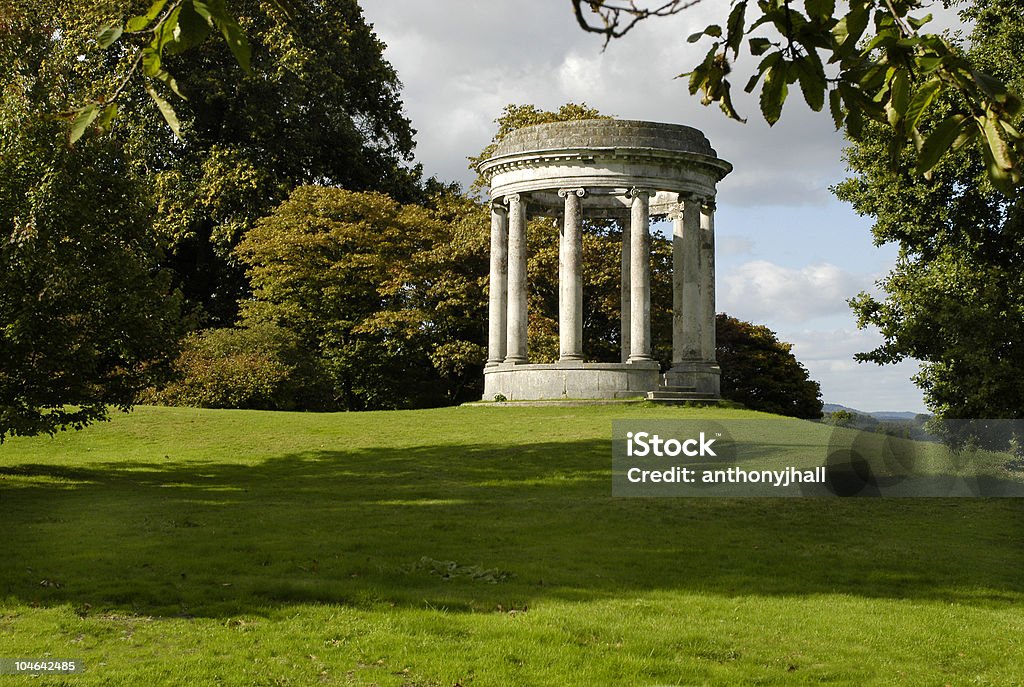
[1,405,1022,686]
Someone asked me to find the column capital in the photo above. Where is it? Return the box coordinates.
[558,187,588,199]
[491,198,509,214]
[676,191,706,204]
[626,187,654,199]
[702,198,717,212]
[505,192,523,204]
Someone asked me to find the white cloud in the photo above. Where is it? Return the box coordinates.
[357,0,949,413]
[718,235,754,257]
[720,260,865,323]
[782,328,926,413]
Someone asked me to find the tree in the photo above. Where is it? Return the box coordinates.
[234,187,488,410]
[571,1,1024,193]
[716,314,824,419]
[834,0,1024,420]
[60,0,421,325]
[1,7,182,440]
[144,0,421,325]
[148,322,329,410]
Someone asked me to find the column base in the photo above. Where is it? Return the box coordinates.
[502,356,529,365]
[483,361,659,401]
[665,360,721,397]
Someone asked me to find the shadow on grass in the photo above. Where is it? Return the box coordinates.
[2,436,1023,618]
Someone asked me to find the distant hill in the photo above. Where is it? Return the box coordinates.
[823,403,928,422]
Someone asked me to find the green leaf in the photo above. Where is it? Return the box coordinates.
[165,1,212,55]
[145,83,182,138]
[999,119,1023,140]
[890,69,910,117]
[978,131,1018,194]
[971,70,1020,115]
[805,0,835,21]
[688,24,722,42]
[829,88,844,129]
[861,31,896,54]
[126,0,168,32]
[96,25,123,49]
[154,70,186,99]
[916,114,968,175]
[151,5,182,53]
[726,2,746,56]
[684,65,706,96]
[981,113,1015,173]
[96,103,119,131]
[718,80,746,123]
[846,103,864,138]
[917,56,944,73]
[904,78,941,130]
[833,5,869,55]
[887,133,905,172]
[748,37,772,56]
[795,56,825,112]
[760,62,789,126]
[142,48,162,77]
[907,13,933,31]
[68,105,99,144]
[195,0,251,73]
[745,51,780,93]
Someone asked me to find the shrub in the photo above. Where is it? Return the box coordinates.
[151,323,328,410]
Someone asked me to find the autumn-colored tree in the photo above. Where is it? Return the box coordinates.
[234,187,488,410]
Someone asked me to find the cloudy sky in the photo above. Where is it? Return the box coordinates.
[361,1,967,413]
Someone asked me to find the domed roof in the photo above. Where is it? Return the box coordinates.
[491,119,718,159]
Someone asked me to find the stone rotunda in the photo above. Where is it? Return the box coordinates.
[477,119,732,401]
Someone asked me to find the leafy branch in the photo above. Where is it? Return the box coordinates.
[63,0,258,144]
[573,0,1023,194]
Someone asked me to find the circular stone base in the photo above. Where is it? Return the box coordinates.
[482,361,660,401]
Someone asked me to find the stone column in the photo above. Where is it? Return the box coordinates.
[700,200,717,362]
[558,188,585,361]
[666,193,721,397]
[620,212,631,363]
[486,199,508,367]
[628,188,653,362]
[504,193,528,364]
[676,194,702,362]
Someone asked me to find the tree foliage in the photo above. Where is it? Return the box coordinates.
[716,315,824,419]
[468,102,609,194]
[148,322,328,410]
[234,187,488,410]
[572,0,1024,193]
[58,0,421,324]
[145,0,421,324]
[835,0,1024,420]
[1,7,182,440]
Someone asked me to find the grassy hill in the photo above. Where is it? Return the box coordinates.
[1,405,1022,685]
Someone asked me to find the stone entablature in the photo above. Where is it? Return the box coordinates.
[477,119,731,402]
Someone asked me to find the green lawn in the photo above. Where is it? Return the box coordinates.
[1,405,1022,685]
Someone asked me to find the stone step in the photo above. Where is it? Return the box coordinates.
[658,385,697,393]
[645,390,719,402]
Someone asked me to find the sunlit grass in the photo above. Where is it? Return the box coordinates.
[1,405,1022,685]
